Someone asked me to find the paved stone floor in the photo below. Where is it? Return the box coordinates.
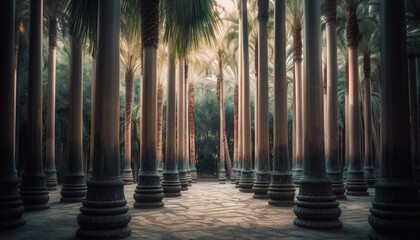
[1,181,375,239]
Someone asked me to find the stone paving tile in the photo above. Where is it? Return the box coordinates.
[0,181,374,240]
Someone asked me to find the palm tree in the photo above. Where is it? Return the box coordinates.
[188,80,197,182]
[120,1,141,184]
[324,0,346,199]
[359,11,379,186]
[217,49,227,183]
[134,0,164,208]
[339,0,369,196]
[44,0,67,191]
[286,0,303,184]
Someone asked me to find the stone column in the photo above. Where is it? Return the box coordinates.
[133,0,164,208]
[219,58,226,184]
[89,55,96,179]
[294,0,342,228]
[236,14,243,189]
[185,67,192,186]
[20,0,50,211]
[76,1,131,238]
[162,49,181,197]
[177,63,188,190]
[409,57,420,182]
[253,0,271,199]
[325,0,345,199]
[368,1,420,238]
[45,15,58,190]
[0,0,25,230]
[268,0,295,206]
[61,37,87,202]
[239,0,255,193]
[343,62,349,180]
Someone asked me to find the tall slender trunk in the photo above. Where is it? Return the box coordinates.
[157,82,164,177]
[20,0,50,211]
[45,14,58,190]
[185,62,191,185]
[177,63,188,190]
[236,13,243,187]
[343,60,349,179]
[218,49,226,183]
[0,0,25,230]
[239,0,254,192]
[268,0,295,206]
[325,0,345,199]
[189,82,197,181]
[89,55,96,178]
[363,53,376,185]
[122,69,134,184]
[254,38,259,169]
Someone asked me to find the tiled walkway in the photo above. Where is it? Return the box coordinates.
[1,181,374,239]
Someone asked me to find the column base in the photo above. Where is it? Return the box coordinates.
[230,168,237,184]
[191,168,197,183]
[253,171,270,199]
[235,170,241,188]
[44,169,58,191]
[77,177,131,239]
[346,171,369,196]
[294,177,342,229]
[368,179,420,240]
[239,170,254,192]
[157,168,163,180]
[364,167,378,187]
[187,171,192,187]
[121,169,134,185]
[179,170,188,191]
[219,169,226,184]
[327,172,346,200]
[267,172,295,207]
[293,168,302,185]
[342,167,348,180]
[162,170,181,198]
[20,173,50,211]
[0,177,25,230]
[61,173,87,202]
[133,172,164,208]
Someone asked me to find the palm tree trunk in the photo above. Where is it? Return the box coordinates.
[369,2,420,237]
[363,53,376,186]
[177,63,188,190]
[294,1,342,228]
[89,55,96,178]
[185,62,192,186]
[410,57,420,181]
[236,15,243,187]
[76,1,131,237]
[0,0,25,230]
[61,37,87,202]
[45,14,58,190]
[343,60,349,179]
[157,82,164,178]
[345,7,368,195]
[254,38,259,169]
[134,0,164,208]
[218,49,226,183]
[162,49,181,196]
[254,0,270,198]
[325,0,345,199]
[189,82,197,182]
[268,0,295,206]
[239,0,254,192]
[20,0,50,211]
[122,69,134,184]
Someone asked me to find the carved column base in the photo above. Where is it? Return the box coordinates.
[61,173,87,202]
[76,177,131,239]
[368,180,420,240]
[342,167,348,180]
[346,171,369,196]
[253,171,270,199]
[230,168,237,184]
[133,172,164,208]
[239,170,254,192]
[364,167,377,187]
[235,170,241,188]
[158,168,163,181]
[44,169,58,191]
[20,174,50,211]
[293,168,302,185]
[121,169,133,185]
[219,169,226,184]
[294,178,342,229]
[0,177,25,230]
[179,170,188,191]
[162,170,181,198]
[327,172,346,200]
[187,170,192,186]
[191,168,197,183]
[268,172,296,207]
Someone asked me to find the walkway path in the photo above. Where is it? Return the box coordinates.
[1,181,373,239]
